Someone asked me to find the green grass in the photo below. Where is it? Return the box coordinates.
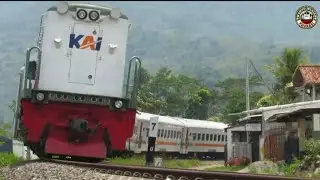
[110,155,201,169]
[0,152,22,167]
[0,153,23,180]
[205,165,246,172]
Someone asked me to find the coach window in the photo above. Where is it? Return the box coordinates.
[193,133,196,141]
[197,133,201,140]
[164,130,167,138]
[210,134,213,141]
[160,129,164,138]
[226,135,227,141]
[146,128,149,137]
[214,134,217,141]
[201,134,205,141]
[218,135,221,142]
[170,130,174,139]
[221,135,224,142]
[157,129,160,137]
[167,130,170,139]
[206,134,209,141]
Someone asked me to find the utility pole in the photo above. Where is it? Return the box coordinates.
[246,58,250,115]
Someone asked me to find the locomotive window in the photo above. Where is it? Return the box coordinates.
[146,128,149,137]
[214,134,217,141]
[206,134,209,141]
[218,135,221,141]
[193,133,196,141]
[164,130,167,138]
[161,129,164,138]
[210,134,213,141]
[201,134,205,141]
[197,133,201,140]
[221,135,224,141]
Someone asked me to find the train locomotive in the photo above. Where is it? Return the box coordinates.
[12,2,141,161]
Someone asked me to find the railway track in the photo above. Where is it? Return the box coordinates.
[9,158,316,180]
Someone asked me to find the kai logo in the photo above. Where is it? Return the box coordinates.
[69,34,103,51]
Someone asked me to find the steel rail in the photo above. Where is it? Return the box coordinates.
[45,159,315,180]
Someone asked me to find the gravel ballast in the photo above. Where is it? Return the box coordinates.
[0,162,111,180]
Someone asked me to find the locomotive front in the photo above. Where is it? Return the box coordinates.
[13,2,141,160]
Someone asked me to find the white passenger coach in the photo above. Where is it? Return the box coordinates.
[124,112,228,159]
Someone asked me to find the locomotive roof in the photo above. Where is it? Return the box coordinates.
[136,112,228,130]
[47,3,128,20]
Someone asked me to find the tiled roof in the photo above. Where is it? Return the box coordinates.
[292,64,320,87]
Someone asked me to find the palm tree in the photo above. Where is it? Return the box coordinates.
[266,48,309,104]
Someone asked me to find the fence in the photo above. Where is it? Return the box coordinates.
[232,142,250,159]
[263,126,286,161]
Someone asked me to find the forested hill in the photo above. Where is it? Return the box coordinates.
[1,1,320,120]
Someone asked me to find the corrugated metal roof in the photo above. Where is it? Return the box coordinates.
[293,64,320,87]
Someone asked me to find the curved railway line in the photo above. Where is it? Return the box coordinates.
[9,159,315,180]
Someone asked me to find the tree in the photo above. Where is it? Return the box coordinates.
[137,67,205,116]
[264,48,309,104]
[185,88,212,120]
[212,76,264,124]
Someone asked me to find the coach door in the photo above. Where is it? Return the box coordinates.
[180,127,188,154]
[185,128,190,150]
[138,122,143,149]
[68,23,100,85]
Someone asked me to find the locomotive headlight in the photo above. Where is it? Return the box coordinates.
[56,1,69,14]
[36,93,45,101]
[76,9,87,20]
[114,100,123,109]
[89,10,100,21]
[110,7,121,19]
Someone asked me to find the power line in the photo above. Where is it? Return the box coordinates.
[248,59,275,95]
